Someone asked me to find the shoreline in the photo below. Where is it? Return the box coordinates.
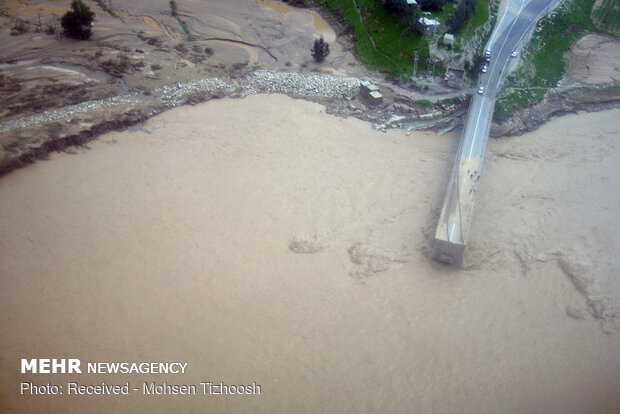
[1,69,619,178]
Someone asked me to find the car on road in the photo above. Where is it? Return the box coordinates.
[482,64,488,73]
[485,49,491,62]
[511,50,518,58]
[478,86,484,94]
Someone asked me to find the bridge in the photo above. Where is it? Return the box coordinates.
[433,0,558,266]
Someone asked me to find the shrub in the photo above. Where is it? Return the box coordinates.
[10,22,29,36]
[100,53,133,77]
[61,0,95,40]
[417,0,447,12]
[47,122,64,136]
[446,0,476,33]
[284,0,309,7]
[311,37,330,63]
[383,0,412,15]
[465,55,485,79]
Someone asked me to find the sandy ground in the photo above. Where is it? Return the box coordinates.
[565,33,620,85]
[0,94,619,413]
[0,0,358,94]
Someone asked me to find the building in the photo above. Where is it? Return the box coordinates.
[418,17,441,34]
[360,81,384,106]
[443,33,455,46]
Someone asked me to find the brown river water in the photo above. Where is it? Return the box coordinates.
[1,95,618,413]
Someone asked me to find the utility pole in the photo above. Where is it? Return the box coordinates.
[413,53,418,76]
[53,14,59,40]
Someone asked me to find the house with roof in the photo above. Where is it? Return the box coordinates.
[418,17,440,34]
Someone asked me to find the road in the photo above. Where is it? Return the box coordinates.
[433,0,558,266]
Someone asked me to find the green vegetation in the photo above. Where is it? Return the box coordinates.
[169,0,189,35]
[591,0,620,34]
[447,0,477,33]
[100,53,133,77]
[452,0,492,54]
[410,99,433,109]
[47,122,64,137]
[467,0,491,33]
[311,37,331,62]
[176,18,189,35]
[494,0,605,120]
[494,88,546,120]
[437,95,470,107]
[315,0,431,76]
[61,0,95,40]
[428,3,457,26]
[311,0,494,78]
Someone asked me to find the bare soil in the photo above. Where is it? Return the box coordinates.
[1,1,619,174]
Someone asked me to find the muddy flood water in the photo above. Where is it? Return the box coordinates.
[1,95,619,413]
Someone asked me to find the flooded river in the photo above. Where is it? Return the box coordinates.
[0,95,618,413]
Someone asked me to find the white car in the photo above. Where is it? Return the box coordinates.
[481,65,488,73]
[478,86,484,94]
[511,50,518,58]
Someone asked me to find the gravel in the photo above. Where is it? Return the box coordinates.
[238,70,361,99]
[0,94,143,134]
[0,70,362,134]
[154,78,235,107]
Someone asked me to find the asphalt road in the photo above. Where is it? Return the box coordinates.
[434,0,558,265]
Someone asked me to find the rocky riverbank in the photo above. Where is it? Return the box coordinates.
[491,85,620,137]
[0,69,474,177]
[3,65,620,178]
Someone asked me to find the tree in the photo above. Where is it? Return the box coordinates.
[61,0,95,40]
[383,0,411,15]
[409,17,426,36]
[417,0,447,12]
[311,37,330,63]
[466,55,485,79]
[446,0,476,33]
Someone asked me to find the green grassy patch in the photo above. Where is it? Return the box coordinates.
[315,0,430,76]
[429,4,457,25]
[452,0,492,52]
[591,0,620,33]
[494,88,546,120]
[494,0,603,120]
[410,99,433,108]
[313,0,495,78]
[465,0,490,36]
[174,16,189,35]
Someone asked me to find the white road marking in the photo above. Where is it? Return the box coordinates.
[466,0,526,160]
[442,0,553,244]
[487,0,513,47]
